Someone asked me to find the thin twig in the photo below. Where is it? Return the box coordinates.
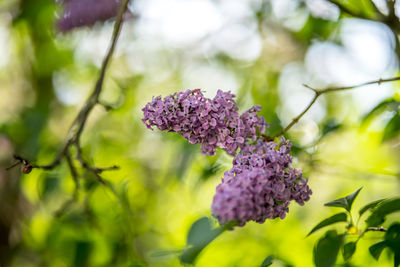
[74,141,118,184]
[9,0,130,184]
[366,226,387,232]
[274,76,400,138]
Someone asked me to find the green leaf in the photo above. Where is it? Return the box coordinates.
[324,188,362,212]
[385,223,400,252]
[366,198,400,226]
[330,0,386,19]
[359,199,387,217]
[180,217,235,264]
[382,113,400,141]
[313,230,344,267]
[395,252,400,267]
[362,98,397,125]
[342,242,357,261]
[321,119,342,137]
[186,217,222,247]
[307,212,348,236]
[260,256,274,267]
[369,241,387,261]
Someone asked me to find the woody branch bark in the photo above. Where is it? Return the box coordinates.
[273,77,400,138]
[8,0,131,185]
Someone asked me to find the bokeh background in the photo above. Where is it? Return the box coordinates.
[0,0,400,266]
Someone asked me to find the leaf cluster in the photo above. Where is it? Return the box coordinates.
[307,188,400,267]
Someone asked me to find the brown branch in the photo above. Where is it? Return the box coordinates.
[366,226,387,232]
[74,141,119,185]
[9,0,130,184]
[274,76,400,138]
[387,0,396,18]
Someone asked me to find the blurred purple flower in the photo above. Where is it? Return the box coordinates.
[211,138,312,226]
[57,0,121,32]
[142,89,267,155]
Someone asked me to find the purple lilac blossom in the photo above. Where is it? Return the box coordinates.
[57,0,121,32]
[142,89,267,155]
[211,138,312,226]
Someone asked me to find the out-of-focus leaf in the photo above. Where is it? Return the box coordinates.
[259,255,294,267]
[330,0,381,19]
[382,113,400,141]
[200,162,221,182]
[74,240,92,267]
[180,217,235,264]
[385,223,400,252]
[362,98,398,124]
[369,241,387,261]
[148,249,182,259]
[295,15,337,44]
[307,212,348,236]
[186,217,222,247]
[342,242,357,261]
[41,174,60,198]
[335,263,358,267]
[260,255,274,266]
[324,188,362,212]
[321,119,342,137]
[176,141,196,181]
[359,199,387,217]
[313,230,344,267]
[366,198,400,226]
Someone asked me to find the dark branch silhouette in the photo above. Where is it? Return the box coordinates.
[8,0,130,186]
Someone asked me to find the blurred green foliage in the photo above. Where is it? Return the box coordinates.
[0,0,400,266]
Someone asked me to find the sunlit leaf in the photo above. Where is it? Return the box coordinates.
[313,230,344,267]
[324,188,362,212]
[369,241,387,261]
[330,0,382,19]
[342,242,357,261]
[366,198,400,226]
[362,98,397,125]
[180,217,235,264]
[186,217,222,247]
[359,199,387,217]
[307,212,348,237]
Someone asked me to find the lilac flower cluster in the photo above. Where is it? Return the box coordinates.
[142,89,267,155]
[142,89,312,227]
[211,139,312,226]
[57,0,121,32]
